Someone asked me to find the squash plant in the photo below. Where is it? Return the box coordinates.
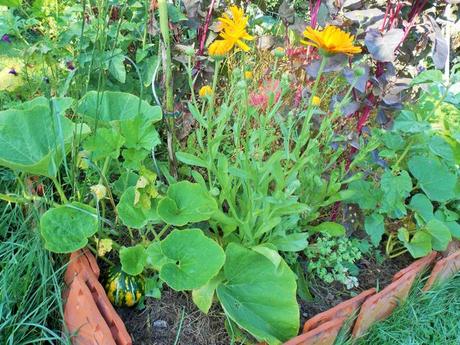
[345,69,460,258]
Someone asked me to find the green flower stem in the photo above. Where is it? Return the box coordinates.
[158,0,177,177]
[210,59,222,112]
[310,56,328,105]
[51,177,68,204]
[87,243,115,267]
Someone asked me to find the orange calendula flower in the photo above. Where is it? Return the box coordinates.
[208,6,254,57]
[199,85,213,97]
[301,25,362,56]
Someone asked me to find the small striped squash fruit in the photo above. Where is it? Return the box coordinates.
[105,267,144,307]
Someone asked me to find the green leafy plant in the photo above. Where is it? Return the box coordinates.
[306,234,362,289]
[346,68,460,258]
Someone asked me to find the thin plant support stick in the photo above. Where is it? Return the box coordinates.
[158,0,178,178]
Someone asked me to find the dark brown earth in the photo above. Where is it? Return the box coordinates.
[117,289,230,345]
[299,251,412,323]
[116,249,412,345]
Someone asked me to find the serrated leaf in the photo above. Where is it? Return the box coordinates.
[364,213,385,246]
[83,127,125,161]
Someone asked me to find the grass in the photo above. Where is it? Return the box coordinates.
[335,273,460,345]
[0,173,70,345]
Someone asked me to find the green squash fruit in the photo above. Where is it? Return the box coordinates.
[105,267,144,307]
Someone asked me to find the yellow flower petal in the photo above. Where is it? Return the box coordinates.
[301,25,362,56]
[199,85,213,97]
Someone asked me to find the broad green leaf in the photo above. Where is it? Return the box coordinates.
[382,132,405,151]
[408,156,456,202]
[112,172,139,197]
[409,194,434,223]
[0,103,89,177]
[120,116,161,150]
[122,148,149,170]
[77,91,162,124]
[83,127,125,161]
[251,244,282,268]
[411,70,443,85]
[435,210,460,239]
[144,276,162,299]
[145,241,172,271]
[429,136,454,163]
[108,52,126,83]
[309,222,346,237]
[364,213,385,246]
[398,228,432,258]
[117,187,160,228]
[0,0,21,7]
[192,274,223,314]
[216,244,299,344]
[270,233,308,252]
[120,244,147,276]
[159,229,225,291]
[425,219,451,251]
[345,180,380,210]
[157,181,217,226]
[380,170,412,218]
[40,202,98,253]
[393,110,430,133]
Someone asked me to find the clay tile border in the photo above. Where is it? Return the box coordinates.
[424,249,460,291]
[284,317,346,345]
[392,251,437,282]
[303,288,376,333]
[64,250,132,345]
[351,269,418,339]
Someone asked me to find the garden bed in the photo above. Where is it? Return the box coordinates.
[1,1,459,345]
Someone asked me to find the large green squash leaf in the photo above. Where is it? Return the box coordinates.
[408,156,457,202]
[398,228,432,258]
[380,170,412,218]
[146,229,225,291]
[425,219,451,251]
[83,127,125,161]
[0,103,88,177]
[76,91,162,124]
[157,181,218,226]
[120,244,147,276]
[117,187,160,228]
[40,202,98,253]
[216,244,299,344]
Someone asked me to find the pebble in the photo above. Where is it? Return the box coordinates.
[153,320,168,328]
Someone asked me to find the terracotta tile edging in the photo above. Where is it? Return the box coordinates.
[392,251,437,282]
[63,249,132,345]
[284,317,347,345]
[424,249,460,291]
[303,288,375,333]
[282,250,445,344]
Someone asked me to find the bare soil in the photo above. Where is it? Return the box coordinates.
[116,249,412,344]
[117,289,230,345]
